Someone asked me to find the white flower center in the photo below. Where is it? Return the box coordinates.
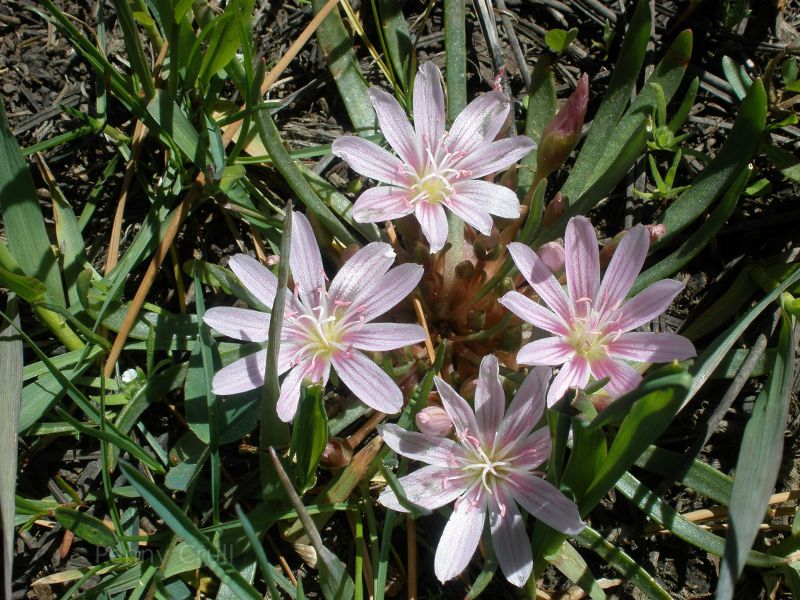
[402,139,470,206]
[566,306,621,360]
[410,171,453,205]
[284,288,363,367]
[459,432,511,492]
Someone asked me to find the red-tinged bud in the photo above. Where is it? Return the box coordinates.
[542,192,567,228]
[646,223,666,244]
[320,438,352,468]
[536,74,589,179]
[537,241,565,274]
[416,406,453,437]
[599,230,626,268]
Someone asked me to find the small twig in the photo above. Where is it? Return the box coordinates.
[412,297,435,364]
[494,0,531,90]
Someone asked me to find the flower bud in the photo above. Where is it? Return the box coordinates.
[416,406,453,437]
[536,241,565,274]
[646,223,666,244]
[320,438,353,468]
[473,235,501,261]
[467,309,486,331]
[542,192,567,228]
[536,74,589,179]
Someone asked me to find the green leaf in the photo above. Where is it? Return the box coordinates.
[716,312,796,599]
[145,89,202,164]
[560,0,652,200]
[54,507,118,547]
[375,0,413,92]
[635,446,733,505]
[0,103,65,307]
[290,383,329,491]
[546,541,606,599]
[198,0,255,88]
[576,526,670,599]
[657,80,767,247]
[312,0,377,134]
[0,298,21,598]
[722,55,752,100]
[519,56,557,194]
[763,143,800,183]
[544,27,578,54]
[580,368,692,514]
[119,461,263,599]
[0,267,46,303]
[632,162,751,294]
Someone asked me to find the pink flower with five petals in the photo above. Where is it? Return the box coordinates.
[378,356,583,586]
[203,212,425,421]
[332,62,535,253]
[499,216,696,406]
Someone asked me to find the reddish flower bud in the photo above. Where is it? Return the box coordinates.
[536,241,565,274]
[320,438,353,468]
[542,192,567,228]
[416,406,453,437]
[536,74,589,179]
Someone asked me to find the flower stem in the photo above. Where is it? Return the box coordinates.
[442,0,467,290]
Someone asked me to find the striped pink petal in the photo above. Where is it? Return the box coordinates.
[614,279,685,331]
[328,242,396,303]
[413,62,445,152]
[457,136,535,179]
[590,358,642,398]
[415,201,448,253]
[507,473,584,535]
[607,332,696,363]
[517,336,574,366]
[290,212,325,305]
[349,262,423,323]
[496,366,549,448]
[499,291,569,337]
[345,323,425,351]
[352,186,415,222]
[447,194,494,236]
[434,488,487,583]
[434,376,480,443]
[507,242,573,323]
[228,254,278,307]
[378,423,467,467]
[369,87,421,170]
[203,307,270,342]
[447,91,509,156]
[564,216,600,312]
[378,465,470,512]
[452,180,521,219]
[332,350,403,414]
[546,356,591,407]
[331,136,409,186]
[595,224,649,314]
[474,355,505,448]
[489,485,532,587]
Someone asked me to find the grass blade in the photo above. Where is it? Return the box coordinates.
[716,311,796,599]
[0,296,21,599]
[118,461,263,599]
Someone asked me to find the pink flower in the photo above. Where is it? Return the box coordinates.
[415,406,453,437]
[332,62,535,253]
[499,216,696,406]
[378,356,583,586]
[203,212,425,421]
[536,74,589,179]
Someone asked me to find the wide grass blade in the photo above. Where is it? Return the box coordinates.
[715,311,796,599]
[0,296,21,599]
[119,461,264,599]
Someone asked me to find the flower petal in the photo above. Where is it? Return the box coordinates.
[474,355,505,448]
[379,465,469,512]
[590,358,642,398]
[415,202,448,253]
[448,91,509,156]
[507,474,584,535]
[497,366,549,447]
[378,423,467,467]
[447,195,494,236]
[413,62,445,152]
[607,332,696,363]
[614,279,685,331]
[434,488,487,583]
[508,428,551,471]
[332,350,403,414]
[276,364,308,422]
[332,136,408,186]
[457,136,536,179]
[434,376,480,443]
[345,322,425,351]
[211,350,267,395]
[329,242,396,304]
[595,224,649,314]
[349,263,423,323]
[489,485,532,587]
[546,356,590,407]
[452,180,521,219]
[352,186,414,222]
[369,87,421,169]
[290,212,325,306]
[564,216,600,311]
[228,254,278,307]
[517,336,574,366]
[499,291,569,337]
[508,242,573,323]
[203,307,270,342]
